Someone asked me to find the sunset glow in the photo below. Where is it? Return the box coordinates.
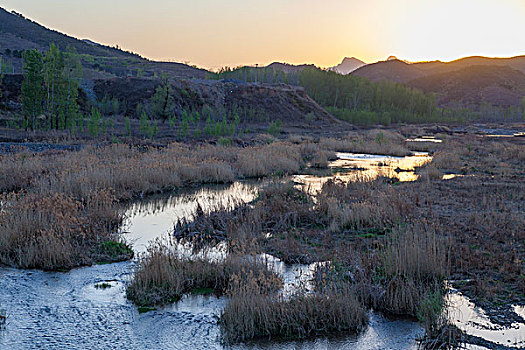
[0,0,523,69]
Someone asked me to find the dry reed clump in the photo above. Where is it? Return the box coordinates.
[235,142,304,178]
[430,152,462,171]
[174,178,415,265]
[319,130,411,157]
[0,308,5,330]
[379,224,448,316]
[417,290,464,350]
[172,181,339,264]
[126,241,282,307]
[0,140,321,270]
[0,190,128,270]
[317,178,413,233]
[220,277,367,343]
[309,151,330,168]
[418,165,443,182]
[1,141,311,203]
[0,152,52,192]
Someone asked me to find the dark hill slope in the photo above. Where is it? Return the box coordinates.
[413,56,525,75]
[0,8,135,58]
[0,7,207,79]
[408,65,525,108]
[351,59,425,83]
[352,56,525,84]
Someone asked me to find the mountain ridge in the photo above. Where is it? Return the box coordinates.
[327,57,366,75]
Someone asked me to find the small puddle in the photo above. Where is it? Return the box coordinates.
[406,138,443,143]
[446,290,525,348]
[123,181,261,253]
[295,152,431,192]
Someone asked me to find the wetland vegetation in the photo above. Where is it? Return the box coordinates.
[0,119,523,348]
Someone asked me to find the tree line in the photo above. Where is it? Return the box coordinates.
[21,43,83,130]
[210,66,302,85]
[209,65,525,124]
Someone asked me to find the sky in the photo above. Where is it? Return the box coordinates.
[0,0,524,70]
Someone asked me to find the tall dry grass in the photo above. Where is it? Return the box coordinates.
[126,241,282,306]
[380,224,448,316]
[319,130,411,157]
[0,140,326,269]
[220,276,367,343]
[0,190,126,270]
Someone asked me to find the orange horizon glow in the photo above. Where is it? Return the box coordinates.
[0,0,524,70]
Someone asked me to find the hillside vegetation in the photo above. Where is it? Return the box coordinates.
[212,64,525,124]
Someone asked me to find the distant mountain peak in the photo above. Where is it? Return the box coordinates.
[328,57,366,75]
[386,55,413,64]
[341,57,363,63]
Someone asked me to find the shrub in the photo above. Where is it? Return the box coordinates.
[268,119,283,136]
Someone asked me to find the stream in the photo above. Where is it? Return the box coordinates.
[0,152,523,349]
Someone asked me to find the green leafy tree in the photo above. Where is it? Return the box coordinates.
[204,116,213,137]
[21,49,45,130]
[44,43,65,129]
[139,110,150,137]
[151,75,173,120]
[268,119,282,136]
[180,117,189,138]
[139,110,157,139]
[40,44,83,130]
[88,107,102,137]
[125,117,132,137]
[59,46,82,129]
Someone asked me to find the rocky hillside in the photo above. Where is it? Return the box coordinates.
[93,77,339,126]
[328,57,365,75]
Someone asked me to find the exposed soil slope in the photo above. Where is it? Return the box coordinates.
[93,77,340,126]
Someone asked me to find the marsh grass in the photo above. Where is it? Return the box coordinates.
[126,241,282,307]
[416,290,464,350]
[220,276,367,343]
[0,139,333,269]
[131,134,522,346]
[0,309,5,330]
[319,130,411,157]
[379,224,449,316]
[0,190,128,270]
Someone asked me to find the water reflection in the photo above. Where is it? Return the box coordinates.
[447,291,525,348]
[294,152,431,193]
[230,312,422,350]
[406,138,443,143]
[123,182,261,253]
